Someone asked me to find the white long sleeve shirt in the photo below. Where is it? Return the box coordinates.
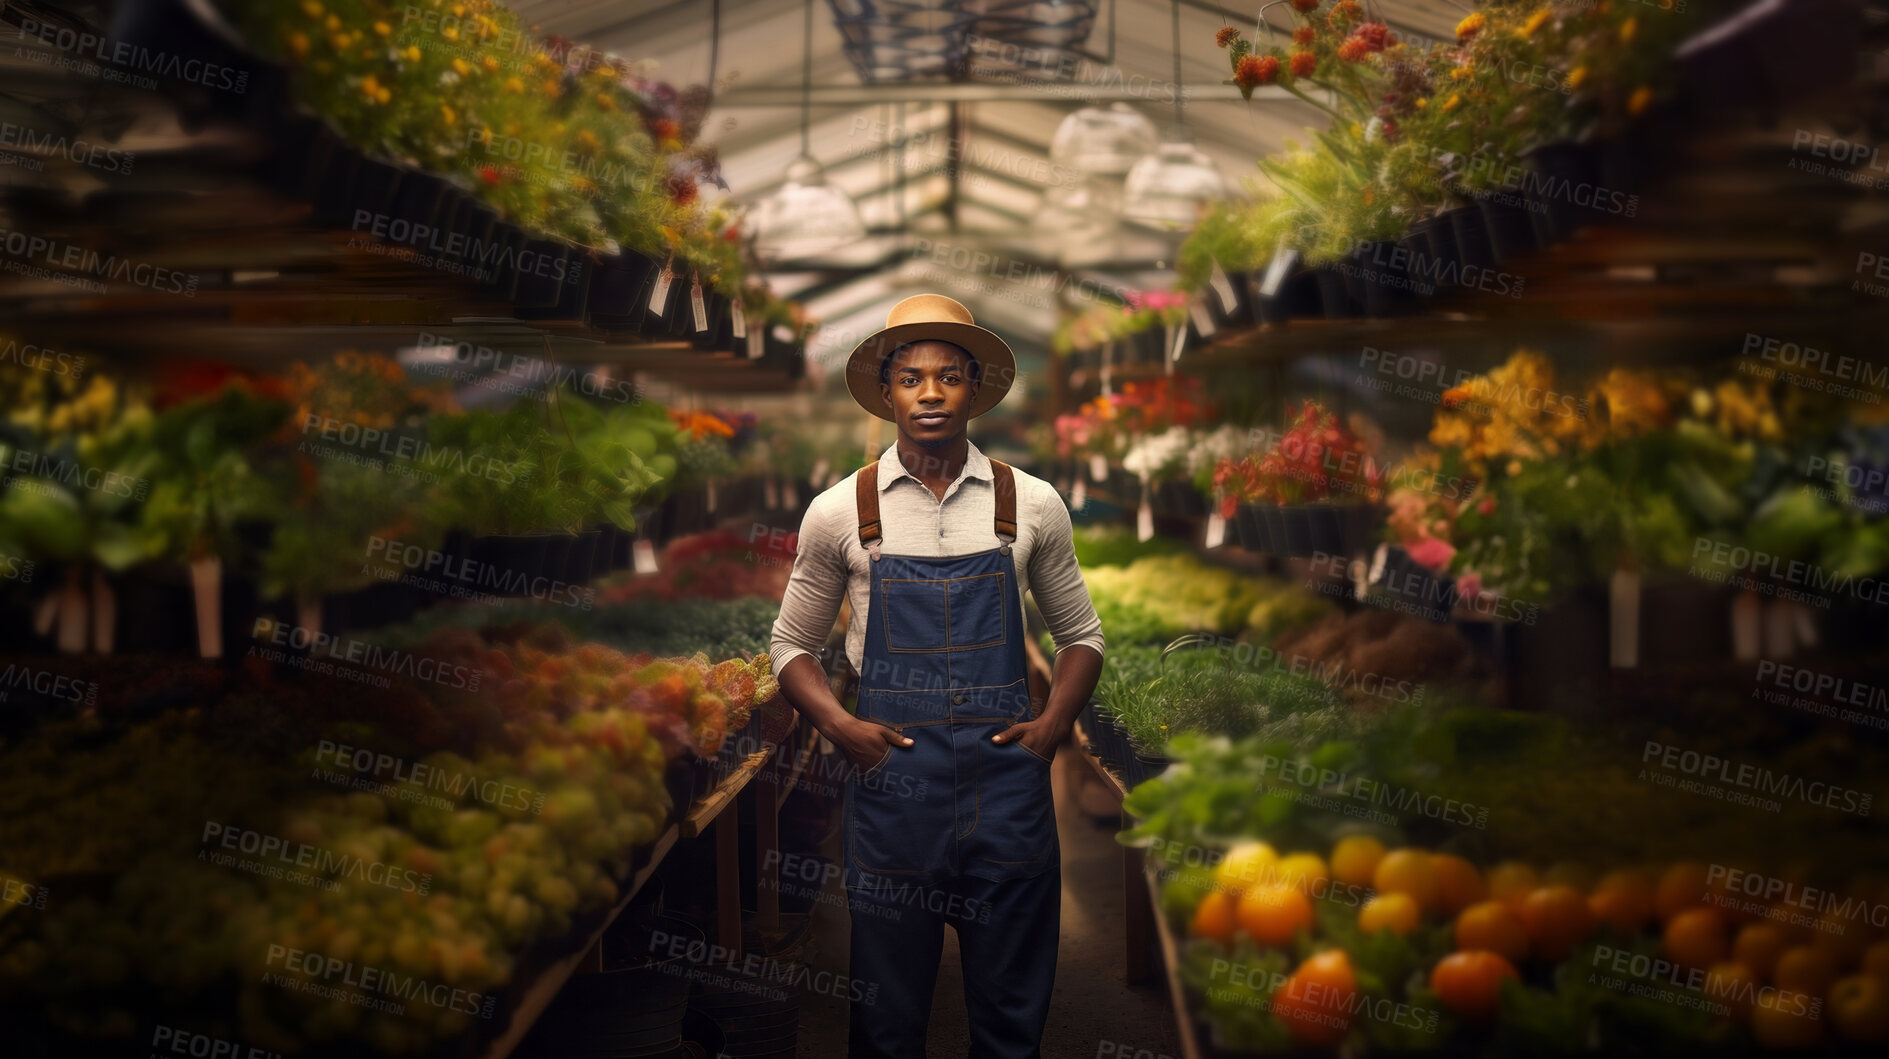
[769,440,1106,678]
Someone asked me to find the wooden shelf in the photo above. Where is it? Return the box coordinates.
[1147,860,1207,1059]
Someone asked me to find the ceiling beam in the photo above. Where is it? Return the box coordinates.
[717,83,1322,105]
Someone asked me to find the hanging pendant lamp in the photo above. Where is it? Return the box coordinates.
[1119,0,1225,232]
[753,0,866,263]
[1049,102,1157,176]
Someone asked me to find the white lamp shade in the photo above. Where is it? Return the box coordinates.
[752,156,867,263]
[1033,177,1121,267]
[1049,103,1158,177]
[1120,141,1226,232]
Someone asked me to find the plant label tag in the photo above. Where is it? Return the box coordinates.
[764,477,780,509]
[1070,478,1088,511]
[649,268,675,314]
[1137,500,1154,541]
[1209,263,1238,312]
[633,539,658,574]
[1168,324,1186,364]
[1205,511,1226,548]
[747,327,765,359]
[810,458,829,488]
[706,478,718,513]
[1259,246,1298,298]
[1088,454,1108,482]
[1188,300,1216,338]
[730,300,747,339]
[785,481,799,507]
[691,282,709,332]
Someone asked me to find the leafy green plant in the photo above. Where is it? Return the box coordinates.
[142,386,290,564]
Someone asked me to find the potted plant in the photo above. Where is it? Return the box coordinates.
[1213,401,1384,557]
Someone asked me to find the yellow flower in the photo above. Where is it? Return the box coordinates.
[1619,16,1637,44]
[1414,96,1428,108]
[440,104,457,125]
[373,20,391,36]
[361,75,391,104]
[482,54,500,72]
[504,76,525,93]
[576,129,600,152]
[1455,12,1486,41]
[1450,64,1471,81]
[541,77,562,95]
[1566,65,1587,91]
[452,57,472,76]
[301,0,323,17]
[1627,86,1652,116]
[451,3,467,15]
[288,32,310,58]
[443,26,458,41]
[324,14,340,31]
[1441,92,1462,112]
[1521,8,1551,37]
[404,45,422,63]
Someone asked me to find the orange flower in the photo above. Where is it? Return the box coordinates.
[1455,12,1485,41]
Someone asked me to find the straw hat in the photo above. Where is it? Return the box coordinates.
[844,294,1016,422]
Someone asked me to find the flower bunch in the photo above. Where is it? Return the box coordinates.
[1052,287,1193,354]
[1212,401,1384,511]
[279,351,458,434]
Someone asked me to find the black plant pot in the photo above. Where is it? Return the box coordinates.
[109,0,268,126]
[510,237,570,309]
[1521,141,1601,246]
[1445,205,1497,273]
[1479,198,1540,265]
[1307,266,1357,318]
[469,533,575,588]
[1262,267,1321,325]
[561,529,602,586]
[587,250,662,331]
[477,223,528,297]
[519,246,592,321]
[1373,546,1457,623]
[1128,752,1172,789]
[387,171,453,244]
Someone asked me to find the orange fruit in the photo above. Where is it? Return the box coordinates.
[1431,854,1487,915]
[1237,884,1313,946]
[1272,949,1357,1047]
[1276,852,1331,896]
[1772,944,1840,997]
[1588,869,1656,935]
[1732,922,1794,982]
[1330,835,1386,888]
[1663,907,1730,969]
[1750,989,1823,1048]
[1190,889,1238,943]
[1702,961,1758,1019]
[1655,862,1711,922]
[1862,939,1889,979]
[1455,900,1530,962]
[1808,913,1870,968]
[1828,974,1889,1043]
[1374,849,1439,910]
[1518,886,1595,961]
[1486,861,1539,910]
[1358,892,1421,937]
[1429,950,1518,1021]
[1214,841,1278,897]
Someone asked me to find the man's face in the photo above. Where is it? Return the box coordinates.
[882,341,978,448]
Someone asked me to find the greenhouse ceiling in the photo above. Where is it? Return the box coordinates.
[504,0,1468,381]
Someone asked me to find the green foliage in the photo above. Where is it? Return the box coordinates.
[142,387,290,563]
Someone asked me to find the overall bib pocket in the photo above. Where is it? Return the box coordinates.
[881,571,1008,653]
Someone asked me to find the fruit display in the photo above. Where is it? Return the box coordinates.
[1123,701,1889,1052]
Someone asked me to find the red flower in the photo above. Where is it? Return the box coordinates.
[1293,26,1316,45]
[1235,54,1280,89]
[650,117,681,142]
[1215,26,1240,48]
[479,165,502,186]
[1289,50,1317,78]
[665,173,698,204]
[1327,1,1363,27]
[1291,0,1319,12]
[1337,37,1370,62]
[1352,22,1390,51]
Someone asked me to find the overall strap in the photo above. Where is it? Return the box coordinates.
[856,461,882,558]
[990,459,1018,544]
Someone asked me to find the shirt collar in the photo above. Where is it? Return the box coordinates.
[877,439,992,492]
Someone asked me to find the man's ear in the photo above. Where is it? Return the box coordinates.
[880,383,893,410]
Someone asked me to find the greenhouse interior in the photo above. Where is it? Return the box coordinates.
[4,0,1889,1056]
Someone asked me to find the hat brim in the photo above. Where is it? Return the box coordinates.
[844,321,1017,423]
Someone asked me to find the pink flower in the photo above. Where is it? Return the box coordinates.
[1406,537,1456,572]
[1455,571,1483,601]
[1477,496,1496,516]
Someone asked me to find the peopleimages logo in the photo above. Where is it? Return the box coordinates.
[298,412,526,484]
[1689,536,1889,608]
[13,16,250,94]
[1640,740,1873,816]
[201,820,433,895]
[0,120,133,174]
[0,337,83,377]
[411,332,642,404]
[150,1024,283,1059]
[1705,864,1889,932]
[1753,660,1889,731]
[0,662,98,705]
[314,739,545,815]
[250,618,486,691]
[1738,332,1886,403]
[1256,754,1491,830]
[262,944,496,1019]
[349,210,583,285]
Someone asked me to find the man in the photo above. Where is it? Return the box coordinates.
[769,294,1105,1058]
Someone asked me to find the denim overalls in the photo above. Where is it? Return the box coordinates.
[844,459,1061,1059]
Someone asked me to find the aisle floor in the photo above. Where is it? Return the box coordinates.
[790,742,1184,1059]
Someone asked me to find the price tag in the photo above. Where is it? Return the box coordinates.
[1188,300,1216,338]
[1088,454,1108,483]
[1259,245,1298,298]
[1168,324,1186,365]
[764,477,780,509]
[633,539,658,574]
[1136,499,1154,542]
[747,327,765,359]
[1205,511,1227,548]
[648,267,675,314]
[1209,263,1238,313]
[731,300,747,339]
[690,282,709,332]
[810,458,830,489]
[705,478,718,513]
[1070,478,1088,511]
